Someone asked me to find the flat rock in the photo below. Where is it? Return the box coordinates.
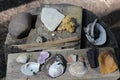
[41,8,65,31]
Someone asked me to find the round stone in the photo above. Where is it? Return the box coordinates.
[36,36,43,43]
[16,54,30,63]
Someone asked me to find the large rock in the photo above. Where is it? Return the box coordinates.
[8,13,32,39]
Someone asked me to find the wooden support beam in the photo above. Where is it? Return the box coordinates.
[12,36,81,50]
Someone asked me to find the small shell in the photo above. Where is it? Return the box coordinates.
[67,54,77,63]
[21,62,40,76]
[16,54,30,63]
[69,62,87,77]
[36,36,43,43]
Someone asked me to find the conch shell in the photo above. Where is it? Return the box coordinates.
[84,19,106,45]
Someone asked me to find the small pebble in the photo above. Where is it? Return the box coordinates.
[79,56,85,62]
[36,36,43,43]
[51,33,55,37]
[37,51,50,64]
[16,54,30,63]
[67,54,77,63]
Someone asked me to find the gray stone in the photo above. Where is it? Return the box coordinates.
[16,54,30,63]
[41,8,65,31]
[8,13,32,39]
[36,36,43,43]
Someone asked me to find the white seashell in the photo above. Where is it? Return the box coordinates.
[41,8,65,31]
[69,62,87,77]
[16,54,30,63]
[21,62,40,76]
[84,23,106,45]
[48,61,65,78]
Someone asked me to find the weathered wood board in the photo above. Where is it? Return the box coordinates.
[6,48,119,80]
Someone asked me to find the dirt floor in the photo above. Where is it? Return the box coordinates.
[0,0,120,79]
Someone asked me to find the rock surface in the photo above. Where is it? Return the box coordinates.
[41,8,65,31]
[8,13,32,39]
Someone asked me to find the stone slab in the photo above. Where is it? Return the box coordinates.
[41,7,65,31]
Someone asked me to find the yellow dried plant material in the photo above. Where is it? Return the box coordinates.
[98,50,118,74]
[57,15,76,33]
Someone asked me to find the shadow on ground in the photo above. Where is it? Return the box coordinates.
[101,9,120,27]
[0,23,7,78]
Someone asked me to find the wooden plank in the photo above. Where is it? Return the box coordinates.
[6,47,119,80]
[12,36,80,50]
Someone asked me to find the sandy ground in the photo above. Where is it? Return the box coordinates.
[0,0,120,79]
[1,0,120,27]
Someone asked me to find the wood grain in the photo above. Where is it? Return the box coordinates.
[12,36,80,50]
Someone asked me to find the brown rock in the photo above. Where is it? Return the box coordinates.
[98,50,118,74]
